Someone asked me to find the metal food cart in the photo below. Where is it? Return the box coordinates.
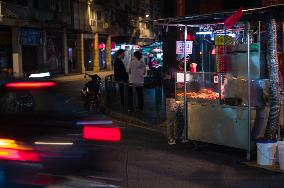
[155,5,284,159]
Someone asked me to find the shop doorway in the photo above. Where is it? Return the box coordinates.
[0,27,12,76]
[46,31,63,74]
[67,33,77,73]
[84,39,94,71]
[22,46,38,76]
[99,35,107,70]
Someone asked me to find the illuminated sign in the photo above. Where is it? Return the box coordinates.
[176,41,193,55]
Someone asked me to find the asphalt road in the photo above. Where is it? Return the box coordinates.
[36,76,284,188]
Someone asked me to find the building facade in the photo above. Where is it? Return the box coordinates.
[0,0,161,76]
[0,0,75,76]
[75,0,159,73]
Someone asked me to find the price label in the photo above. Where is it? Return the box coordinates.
[213,74,219,85]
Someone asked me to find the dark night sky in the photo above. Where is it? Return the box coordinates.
[163,0,262,18]
[222,0,262,9]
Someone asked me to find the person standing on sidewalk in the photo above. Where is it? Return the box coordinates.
[128,51,146,111]
[114,49,129,109]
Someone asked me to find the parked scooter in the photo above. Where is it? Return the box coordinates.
[82,73,102,111]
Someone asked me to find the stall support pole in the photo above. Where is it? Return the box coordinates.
[208,50,211,73]
[247,22,251,161]
[201,39,204,72]
[183,26,188,141]
[258,21,261,76]
[282,22,284,54]
[258,21,261,53]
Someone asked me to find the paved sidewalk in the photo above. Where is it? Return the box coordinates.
[101,85,167,132]
[51,72,168,133]
[52,71,114,82]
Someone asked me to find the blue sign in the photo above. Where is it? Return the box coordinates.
[21,28,42,45]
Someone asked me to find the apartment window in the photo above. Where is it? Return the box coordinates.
[63,0,71,12]
[58,0,62,12]
[17,0,28,6]
[33,0,50,11]
[49,0,56,11]
[97,11,102,21]
[2,0,28,6]
[111,11,116,22]
[33,0,39,9]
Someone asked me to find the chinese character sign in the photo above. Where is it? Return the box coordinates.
[214,35,233,73]
[176,41,193,55]
[216,46,227,73]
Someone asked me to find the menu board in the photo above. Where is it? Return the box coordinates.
[216,46,227,73]
[215,35,233,73]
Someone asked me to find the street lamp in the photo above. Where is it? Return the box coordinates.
[145,14,150,18]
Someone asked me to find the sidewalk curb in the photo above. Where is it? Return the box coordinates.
[100,104,167,135]
[243,161,284,174]
[51,71,114,82]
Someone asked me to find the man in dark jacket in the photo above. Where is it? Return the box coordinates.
[114,49,128,82]
[114,49,131,109]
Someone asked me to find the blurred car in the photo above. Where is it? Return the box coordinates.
[0,79,121,187]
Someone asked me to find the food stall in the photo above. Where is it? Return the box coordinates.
[176,71,269,152]
[141,42,164,86]
[155,5,284,159]
[141,42,163,69]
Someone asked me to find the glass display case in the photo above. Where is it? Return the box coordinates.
[175,72,269,107]
[175,72,223,104]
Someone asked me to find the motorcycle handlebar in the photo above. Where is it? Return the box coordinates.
[84,73,101,81]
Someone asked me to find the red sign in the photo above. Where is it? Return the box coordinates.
[111,42,116,49]
[99,43,105,49]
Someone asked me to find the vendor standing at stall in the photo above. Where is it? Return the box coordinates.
[128,51,146,111]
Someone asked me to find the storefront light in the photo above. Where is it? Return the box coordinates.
[157,53,163,59]
[99,43,105,49]
[211,48,216,55]
[29,72,51,78]
[216,33,236,38]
